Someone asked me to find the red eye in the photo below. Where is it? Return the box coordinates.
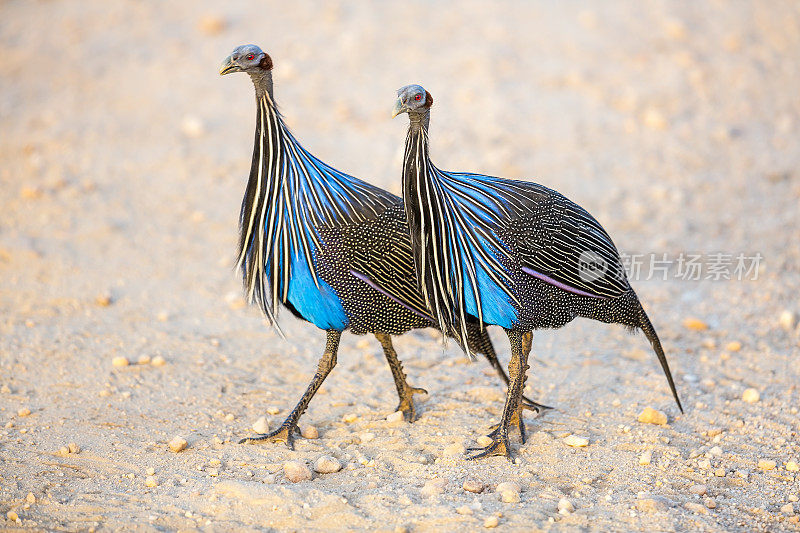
[414,94,422,101]
[246,53,255,61]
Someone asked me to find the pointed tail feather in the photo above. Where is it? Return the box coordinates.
[637,303,683,413]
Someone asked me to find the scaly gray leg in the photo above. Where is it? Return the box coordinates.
[240,329,341,449]
[374,332,427,422]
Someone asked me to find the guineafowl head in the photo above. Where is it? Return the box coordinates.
[392,85,433,118]
[219,44,273,75]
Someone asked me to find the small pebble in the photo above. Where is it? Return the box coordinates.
[95,293,113,306]
[779,310,796,331]
[266,406,280,415]
[151,355,166,367]
[742,388,760,403]
[314,455,342,474]
[456,505,473,515]
[146,467,155,476]
[68,442,80,454]
[283,461,312,483]
[463,479,485,493]
[495,482,521,494]
[698,459,711,470]
[359,432,375,443]
[444,442,465,456]
[785,460,799,472]
[484,515,499,528]
[145,475,158,487]
[6,511,19,523]
[689,484,707,495]
[17,407,31,417]
[639,450,652,465]
[709,446,723,457]
[564,434,589,447]
[476,435,493,447]
[682,317,708,331]
[301,425,319,439]
[684,502,708,514]
[725,341,741,352]
[112,356,130,368]
[790,495,799,502]
[638,407,668,425]
[343,413,358,423]
[500,490,520,503]
[169,436,188,453]
[137,355,151,365]
[704,498,717,509]
[558,498,575,514]
[421,478,447,497]
[25,493,35,504]
[636,497,667,513]
[224,413,235,422]
[758,459,776,471]
[252,417,269,434]
[386,411,405,423]
[782,503,795,515]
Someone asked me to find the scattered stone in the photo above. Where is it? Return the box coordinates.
[25,493,35,504]
[704,498,717,509]
[224,413,235,422]
[742,388,760,403]
[444,442,465,456]
[145,475,158,487]
[758,459,776,471]
[283,461,312,483]
[725,341,741,352]
[137,355,151,365]
[95,293,113,306]
[301,425,319,439]
[314,455,342,474]
[689,484,707,496]
[266,406,280,415]
[682,317,708,331]
[386,411,405,423]
[463,479,485,493]
[484,515,499,528]
[6,510,19,523]
[638,407,668,425]
[639,450,653,465]
[779,310,796,331]
[500,490,520,503]
[359,432,375,443]
[146,467,155,476]
[198,14,226,35]
[495,482,521,494]
[17,407,31,417]
[252,417,269,434]
[456,505,473,515]
[714,468,726,477]
[421,478,447,497]
[112,356,130,367]
[785,460,799,472]
[68,442,80,454]
[636,496,669,513]
[169,436,188,453]
[181,115,205,138]
[476,435,493,447]
[558,498,575,514]
[684,502,708,514]
[151,355,166,367]
[698,459,712,470]
[709,446,723,457]
[564,434,589,447]
[342,413,358,423]
[782,503,795,515]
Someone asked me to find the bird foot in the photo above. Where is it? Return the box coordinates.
[489,407,527,443]
[397,386,428,422]
[239,424,296,449]
[520,396,553,414]
[466,432,512,460]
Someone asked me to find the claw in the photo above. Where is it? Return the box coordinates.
[488,407,528,443]
[466,433,512,460]
[397,385,428,422]
[520,396,553,413]
[239,424,295,449]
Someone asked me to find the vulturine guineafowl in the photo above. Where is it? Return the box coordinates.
[392,84,682,459]
[219,46,547,448]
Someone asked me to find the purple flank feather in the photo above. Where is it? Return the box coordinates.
[521,267,607,299]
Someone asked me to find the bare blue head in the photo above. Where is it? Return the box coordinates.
[392,84,433,119]
[220,44,274,96]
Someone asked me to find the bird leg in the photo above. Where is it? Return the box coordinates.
[467,326,550,417]
[240,329,341,448]
[375,332,427,422]
[467,329,530,460]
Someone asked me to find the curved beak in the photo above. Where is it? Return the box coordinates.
[391,97,407,118]
[219,55,240,76]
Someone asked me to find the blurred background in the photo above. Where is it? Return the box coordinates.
[1,1,799,530]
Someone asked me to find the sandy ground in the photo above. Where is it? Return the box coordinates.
[2,1,800,531]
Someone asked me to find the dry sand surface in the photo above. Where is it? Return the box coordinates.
[2,1,800,531]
